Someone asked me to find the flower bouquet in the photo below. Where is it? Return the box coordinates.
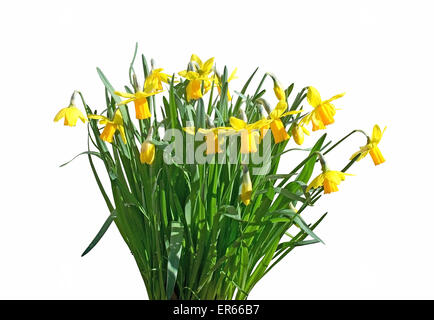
[55,45,385,300]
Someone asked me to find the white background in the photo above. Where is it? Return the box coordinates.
[1,0,433,299]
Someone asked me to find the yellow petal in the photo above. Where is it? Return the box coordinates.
[88,114,108,122]
[307,86,322,108]
[178,70,188,78]
[324,92,345,104]
[371,124,384,144]
[54,108,67,122]
[280,110,302,117]
[202,57,215,74]
[247,118,272,130]
[183,127,196,135]
[228,68,238,82]
[114,91,136,99]
[307,173,325,191]
[229,117,247,130]
[190,54,203,68]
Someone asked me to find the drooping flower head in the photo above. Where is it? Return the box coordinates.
[307,170,353,194]
[54,104,87,127]
[53,91,86,127]
[303,86,345,131]
[88,109,126,144]
[350,124,386,166]
[307,152,354,194]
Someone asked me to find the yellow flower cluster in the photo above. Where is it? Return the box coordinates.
[54,54,386,205]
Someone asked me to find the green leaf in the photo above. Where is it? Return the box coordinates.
[59,151,101,167]
[274,187,307,203]
[81,210,117,257]
[293,214,324,244]
[96,67,121,104]
[196,98,206,128]
[296,133,326,184]
[166,221,184,300]
[128,42,138,87]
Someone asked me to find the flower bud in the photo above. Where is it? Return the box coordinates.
[241,166,252,206]
[140,141,155,164]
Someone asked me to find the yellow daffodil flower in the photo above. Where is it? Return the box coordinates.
[229,117,270,153]
[144,68,170,92]
[292,123,310,145]
[178,71,211,102]
[179,54,215,102]
[54,103,86,127]
[350,124,386,166]
[241,166,252,205]
[140,140,156,164]
[88,109,126,144]
[114,89,162,120]
[189,54,215,77]
[268,101,301,143]
[307,170,353,194]
[303,86,345,131]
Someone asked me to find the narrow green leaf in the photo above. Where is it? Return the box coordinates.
[166,221,184,300]
[81,210,117,257]
[96,67,121,104]
[59,151,101,167]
